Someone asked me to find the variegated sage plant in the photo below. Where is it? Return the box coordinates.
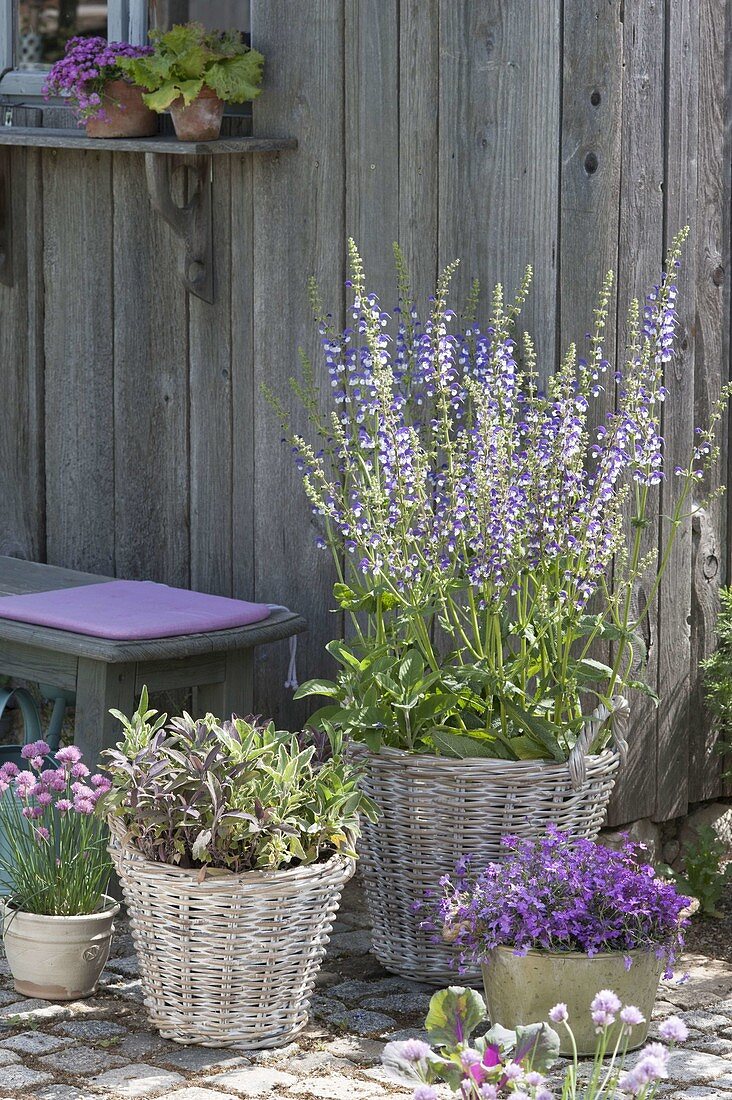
[101,689,376,873]
[266,229,729,762]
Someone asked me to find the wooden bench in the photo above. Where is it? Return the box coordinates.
[0,556,306,764]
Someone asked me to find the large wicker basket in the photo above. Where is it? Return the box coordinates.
[359,697,628,984]
[110,834,354,1048]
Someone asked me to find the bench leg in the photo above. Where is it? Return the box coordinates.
[196,648,253,721]
[75,659,136,768]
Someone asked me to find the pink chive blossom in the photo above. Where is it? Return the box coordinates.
[71,762,90,780]
[34,826,50,842]
[55,799,73,814]
[22,805,43,819]
[549,1003,568,1023]
[502,1062,523,1082]
[524,1072,546,1087]
[36,791,53,807]
[14,771,37,797]
[0,762,19,780]
[21,740,50,761]
[479,1087,499,1100]
[400,1039,432,1062]
[619,1045,669,1093]
[412,1088,438,1100]
[659,1016,688,1043]
[620,1005,645,1028]
[55,745,82,766]
[41,768,69,792]
[591,989,621,1029]
[91,774,112,793]
[73,798,95,815]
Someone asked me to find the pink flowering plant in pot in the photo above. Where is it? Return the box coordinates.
[382,984,689,1099]
[43,37,157,136]
[424,830,690,1055]
[0,741,118,1001]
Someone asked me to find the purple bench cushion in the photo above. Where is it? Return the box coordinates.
[0,580,271,640]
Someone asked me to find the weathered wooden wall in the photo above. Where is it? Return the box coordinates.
[1,0,730,824]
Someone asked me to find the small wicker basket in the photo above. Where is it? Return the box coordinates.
[109,829,354,1048]
[359,697,628,984]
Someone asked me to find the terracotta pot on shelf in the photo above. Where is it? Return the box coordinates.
[86,80,157,139]
[169,86,225,142]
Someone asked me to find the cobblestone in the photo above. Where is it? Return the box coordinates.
[206,1067,298,1095]
[0,1062,54,1092]
[39,1041,127,1074]
[0,1028,72,1054]
[92,1063,186,1097]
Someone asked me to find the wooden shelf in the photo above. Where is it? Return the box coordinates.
[0,127,297,298]
[0,127,297,155]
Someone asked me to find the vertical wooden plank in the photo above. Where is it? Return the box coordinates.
[688,0,731,803]
[197,649,253,720]
[606,0,665,826]
[559,1,624,760]
[189,158,234,597]
[74,659,136,767]
[345,0,399,305]
[113,154,190,588]
[559,0,623,363]
[654,0,699,820]
[250,0,345,726]
[399,0,439,306]
[231,154,255,604]
[438,0,561,368]
[0,138,45,562]
[44,149,115,574]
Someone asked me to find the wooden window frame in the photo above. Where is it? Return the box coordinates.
[0,0,148,99]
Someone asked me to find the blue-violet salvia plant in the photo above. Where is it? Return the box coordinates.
[422,829,690,979]
[266,228,731,762]
[0,743,112,915]
[382,984,688,1098]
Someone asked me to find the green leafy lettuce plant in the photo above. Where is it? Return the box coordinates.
[101,688,377,873]
[118,23,264,112]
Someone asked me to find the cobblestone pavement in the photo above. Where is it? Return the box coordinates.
[1,882,732,1100]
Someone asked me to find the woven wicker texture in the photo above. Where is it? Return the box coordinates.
[110,835,354,1048]
[359,747,620,984]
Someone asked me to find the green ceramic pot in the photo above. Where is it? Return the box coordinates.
[482,946,663,1055]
